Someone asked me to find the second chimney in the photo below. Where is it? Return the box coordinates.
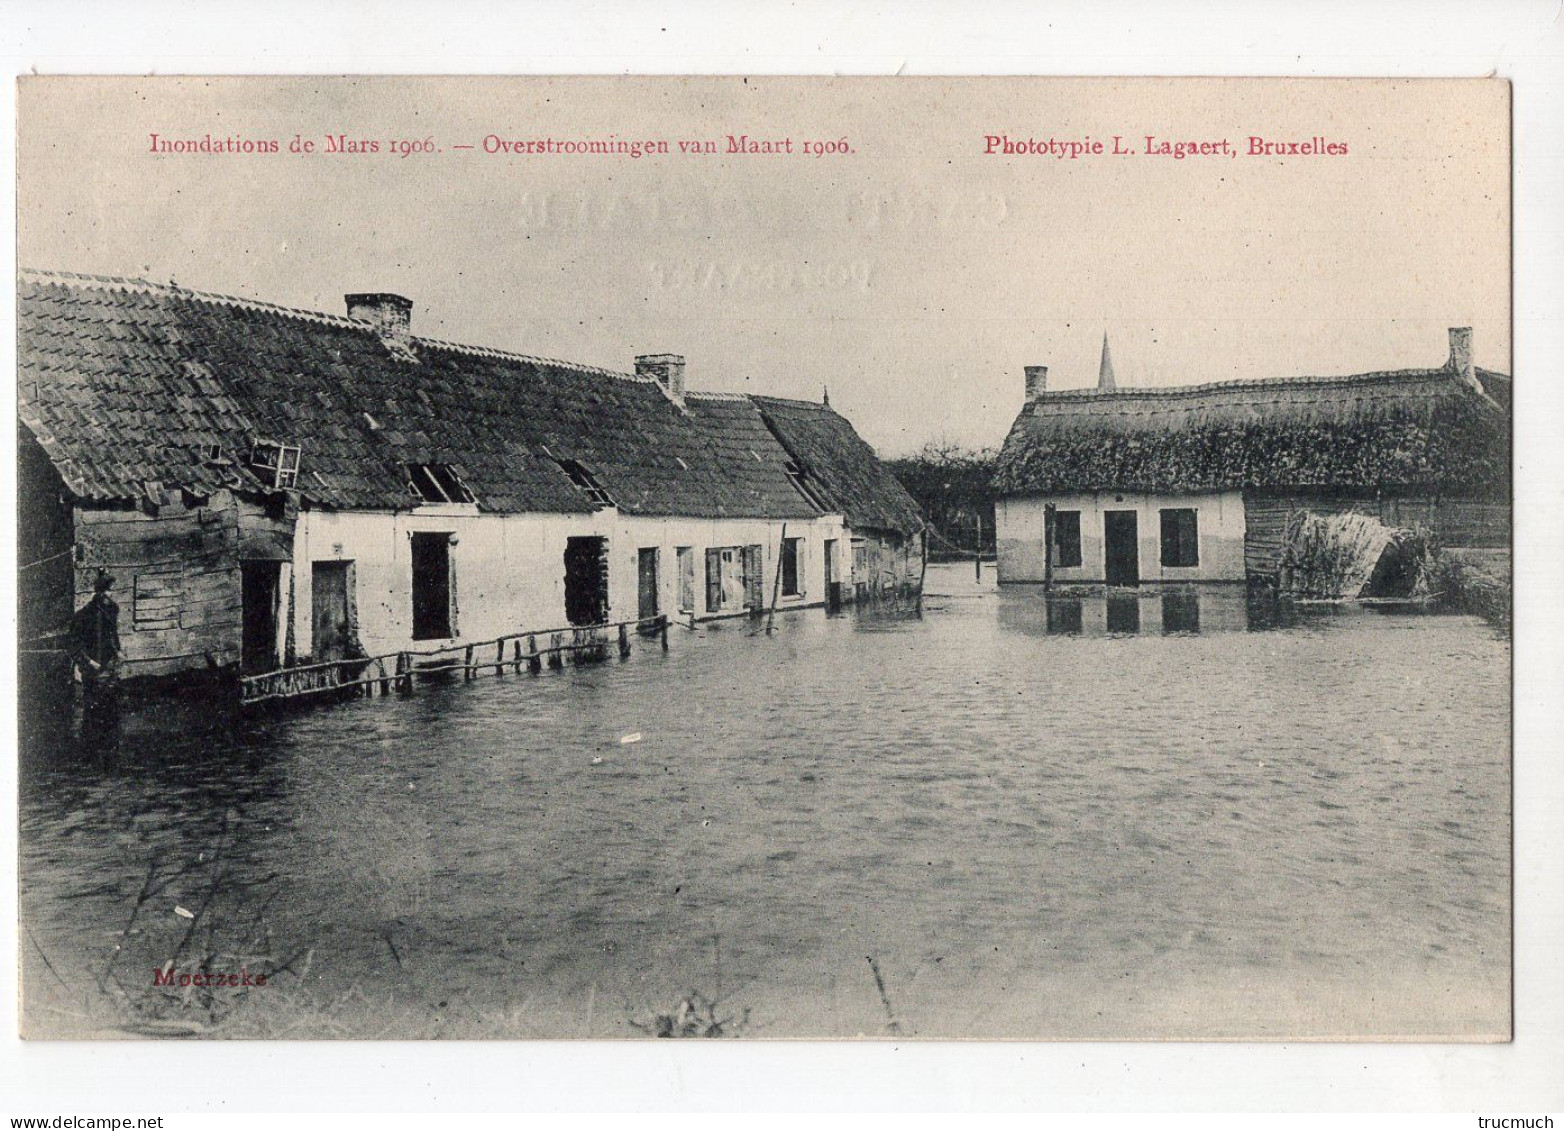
[1024,365,1049,402]
[636,353,687,408]
[1447,326,1478,390]
[345,293,413,342]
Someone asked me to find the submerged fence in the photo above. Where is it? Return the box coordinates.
[239,614,670,708]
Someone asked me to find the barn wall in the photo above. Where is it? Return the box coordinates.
[1242,491,1512,580]
[73,492,244,678]
[847,528,923,599]
[290,507,849,660]
[18,433,77,723]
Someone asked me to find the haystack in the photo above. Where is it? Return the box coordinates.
[1278,511,1440,599]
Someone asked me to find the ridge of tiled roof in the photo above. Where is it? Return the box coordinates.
[20,267,640,381]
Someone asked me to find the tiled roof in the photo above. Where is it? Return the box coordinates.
[16,270,903,521]
[993,363,1511,496]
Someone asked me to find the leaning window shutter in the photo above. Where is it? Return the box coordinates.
[705,548,722,613]
[744,544,764,609]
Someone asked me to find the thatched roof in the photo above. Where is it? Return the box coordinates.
[17,270,910,526]
[994,361,1510,497]
[751,396,925,537]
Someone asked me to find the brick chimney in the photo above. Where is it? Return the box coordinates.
[345,293,413,342]
[1447,326,1478,390]
[636,353,687,408]
[1024,365,1049,402]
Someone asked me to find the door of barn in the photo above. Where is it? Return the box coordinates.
[637,547,659,628]
[1103,510,1140,587]
[311,561,353,662]
[564,536,610,626]
[241,562,281,673]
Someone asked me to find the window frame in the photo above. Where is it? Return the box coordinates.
[1159,507,1200,568]
[406,462,475,505]
[1047,509,1083,569]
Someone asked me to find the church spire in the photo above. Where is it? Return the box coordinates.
[1098,331,1116,390]
[822,385,830,407]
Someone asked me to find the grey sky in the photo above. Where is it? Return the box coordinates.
[19,76,1509,455]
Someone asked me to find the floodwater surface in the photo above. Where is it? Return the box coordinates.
[20,566,1511,1039]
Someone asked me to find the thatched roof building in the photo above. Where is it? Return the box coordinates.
[993,329,1510,587]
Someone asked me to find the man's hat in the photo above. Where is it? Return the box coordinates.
[94,571,116,592]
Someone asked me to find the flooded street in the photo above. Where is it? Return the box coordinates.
[20,564,1510,1039]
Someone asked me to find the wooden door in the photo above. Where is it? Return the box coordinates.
[311,561,352,661]
[637,547,659,622]
[1103,510,1140,587]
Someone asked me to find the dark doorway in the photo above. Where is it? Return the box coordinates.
[241,562,281,673]
[637,547,660,623]
[565,536,610,626]
[411,533,453,640]
[823,538,841,613]
[1104,510,1140,587]
[312,561,353,661]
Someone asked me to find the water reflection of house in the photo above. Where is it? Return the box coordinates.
[18,270,923,692]
[993,329,1510,586]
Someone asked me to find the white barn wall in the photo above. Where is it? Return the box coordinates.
[289,507,847,660]
[996,490,1246,584]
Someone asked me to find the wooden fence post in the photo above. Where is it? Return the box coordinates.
[528,635,542,675]
[618,622,631,659]
[548,633,564,669]
[660,613,669,651]
[511,639,523,673]
[495,640,506,677]
[396,652,412,694]
[463,643,475,680]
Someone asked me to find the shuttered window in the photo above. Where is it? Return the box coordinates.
[743,545,764,610]
[705,548,722,613]
[1046,509,1083,568]
[677,547,695,612]
[133,566,183,630]
[1160,508,1199,567]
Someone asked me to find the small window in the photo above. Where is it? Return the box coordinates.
[553,458,615,508]
[407,463,475,504]
[1046,509,1083,569]
[411,532,454,640]
[781,536,803,597]
[133,566,183,630]
[1160,508,1199,567]
[250,439,301,489]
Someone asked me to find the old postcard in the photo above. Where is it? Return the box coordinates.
[15,76,1511,1041]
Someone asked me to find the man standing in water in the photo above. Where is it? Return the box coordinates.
[69,571,123,745]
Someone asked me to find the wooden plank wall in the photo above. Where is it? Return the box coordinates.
[73,490,243,677]
[1243,491,1511,580]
